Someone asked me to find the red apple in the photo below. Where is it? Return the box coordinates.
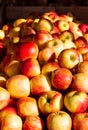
[23,115,44,130]
[46,111,72,130]
[0,87,10,110]
[38,90,64,115]
[30,74,51,97]
[71,72,88,93]
[72,112,88,130]
[17,41,39,61]
[79,23,88,34]
[64,90,88,113]
[51,68,73,91]
[17,96,39,118]
[77,61,88,74]
[21,58,40,78]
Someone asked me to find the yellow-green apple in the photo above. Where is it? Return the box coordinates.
[38,47,56,65]
[16,96,39,118]
[58,48,82,69]
[42,11,60,23]
[46,111,72,130]
[23,115,44,130]
[17,41,39,61]
[4,59,22,77]
[13,18,27,27]
[45,38,64,58]
[64,90,88,113]
[36,18,53,32]
[33,30,53,50]
[6,74,30,99]
[1,113,22,130]
[59,13,73,22]
[56,20,69,32]
[38,90,64,115]
[41,61,60,75]
[51,68,73,91]
[0,87,10,110]
[79,23,88,34]
[72,112,88,130]
[71,72,88,93]
[30,74,51,97]
[77,61,88,74]
[21,58,40,78]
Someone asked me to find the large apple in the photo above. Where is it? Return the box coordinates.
[71,72,88,93]
[6,74,30,99]
[72,112,88,130]
[16,96,39,118]
[51,67,73,91]
[30,74,51,97]
[46,111,72,130]
[23,115,44,130]
[38,90,64,115]
[64,90,88,113]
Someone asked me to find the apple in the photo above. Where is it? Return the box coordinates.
[59,13,73,22]
[38,90,64,115]
[41,61,60,75]
[0,87,10,110]
[17,41,39,61]
[64,90,88,113]
[79,23,88,34]
[72,112,88,130]
[51,68,73,91]
[77,46,88,55]
[45,38,64,58]
[0,75,6,87]
[71,72,88,93]
[4,59,22,77]
[23,115,44,130]
[83,33,88,42]
[58,48,81,69]
[77,61,88,74]
[2,23,13,36]
[0,29,5,40]
[6,74,30,99]
[46,111,72,130]
[16,96,39,118]
[30,74,51,97]
[38,47,56,65]
[21,58,40,78]
[13,18,27,27]
[33,30,53,50]
[1,113,22,130]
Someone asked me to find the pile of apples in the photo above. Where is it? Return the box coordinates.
[0,11,88,130]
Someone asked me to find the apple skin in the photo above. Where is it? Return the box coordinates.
[71,73,88,93]
[46,111,72,130]
[21,58,40,78]
[16,96,39,118]
[77,61,88,74]
[72,112,88,130]
[1,113,22,130]
[6,74,30,99]
[23,115,44,130]
[38,90,64,115]
[51,68,73,91]
[17,41,39,61]
[0,87,10,110]
[30,74,51,97]
[64,90,88,113]
[58,48,81,69]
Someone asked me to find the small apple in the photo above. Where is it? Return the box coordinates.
[17,96,39,118]
[72,112,88,130]
[59,13,73,22]
[38,90,64,115]
[23,115,44,130]
[51,68,73,91]
[79,23,88,34]
[21,58,41,78]
[1,113,22,130]
[0,75,6,87]
[46,111,72,130]
[38,47,56,65]
[33,30,53,50]
[6,74,30,99]
[0,29,5,40]
[58,48,81,69]
[64,90,88,113]
[30,74,51,97]
[17,41,39,61]
[77,46,88,55]
[13,18,27,27]
[71,72,88,93]
[77,61,88,74]
[0,87,10,110]
[2,23,13,36]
